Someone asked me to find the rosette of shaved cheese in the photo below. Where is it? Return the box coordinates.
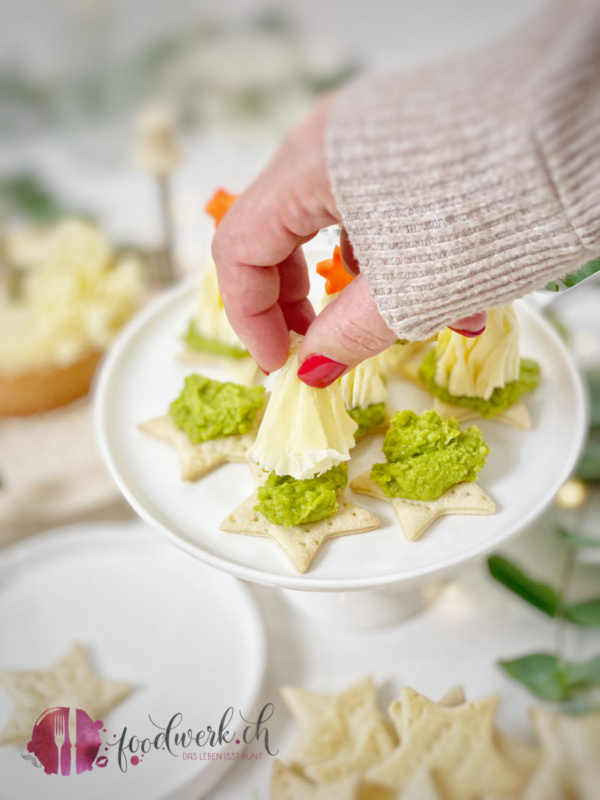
[249,333,357,479]
[434,304,520,400]
[193,261,245,350]
[340,355,387,410]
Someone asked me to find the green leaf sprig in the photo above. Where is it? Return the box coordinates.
[488,529,600,709]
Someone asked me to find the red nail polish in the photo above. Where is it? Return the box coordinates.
[449,325,486,338]
[259,367,270,376]
[297,354,347,388]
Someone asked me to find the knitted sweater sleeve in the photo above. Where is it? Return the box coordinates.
[326,0,600,340]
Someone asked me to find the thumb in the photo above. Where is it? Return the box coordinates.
[297,275,396,388]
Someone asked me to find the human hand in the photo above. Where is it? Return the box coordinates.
[211,95,487,387]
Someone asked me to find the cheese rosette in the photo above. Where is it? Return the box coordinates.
[317,291,338,312]
[434,304,520,401]
[194,261,245,350]
[0,220,145,373]
[249,333,357,479]
[340,355,387,410]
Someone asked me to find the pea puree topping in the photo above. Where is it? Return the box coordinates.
[184,321,248,359]
[255,464,348,527]
[347,403,387,437]
[419,350,539,418]
[371,409,489,501]
[169,374,264,443]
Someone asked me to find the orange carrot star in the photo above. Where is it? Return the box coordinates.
[316,245,355,295]
[205,188,238,227]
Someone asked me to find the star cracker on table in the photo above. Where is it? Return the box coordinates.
[270,760,363,800]
[0,643,133,747]
[138,402,265,481]
[220,465,380,573]
[520,707,600,800]
[433,397,532,430]
[388,685,540,791]
[281,677,398,783]
[350,472,495,541]
[367,687,524,800]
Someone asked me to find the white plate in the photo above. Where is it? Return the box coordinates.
[95,254,587,592]
[0,521,266,800]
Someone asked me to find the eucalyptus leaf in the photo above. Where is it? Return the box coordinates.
[488,556,561,617]
[562,257,600,288]
[0,174,64,223]
[585,370,600,428]
[566,599,600,626]
[559,695,600,715]
[499,654,567,701]
[500,653,600,701]
[545,257,600,291]
[558,527,600,549]
[576,431,600,481]
[562,655,600,687]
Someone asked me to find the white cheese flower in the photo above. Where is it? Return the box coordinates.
[249,333,357,479]
[193,260,246,351]
[434,304,520,400]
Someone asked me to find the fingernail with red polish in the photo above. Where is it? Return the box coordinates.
[449,325,486,338]
[259,367,270,376]
[297,354,347,388]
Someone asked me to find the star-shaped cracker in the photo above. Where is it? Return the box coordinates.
[139,402,265,481]
[388,685,540,789]
[368,687,524,799]
[220,465,380,573]
[270,760,362,800]
[521,707,600,800]
[433,397,531,430]
[0,643,133,747]
[281,678,397,781]
[400,769,443,800]
[350,472,495,541]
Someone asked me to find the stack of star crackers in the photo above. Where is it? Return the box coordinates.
[271,678,600,800]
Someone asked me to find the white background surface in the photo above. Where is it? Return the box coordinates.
[3,1,599,798]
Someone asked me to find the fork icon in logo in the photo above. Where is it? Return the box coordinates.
[53,713,66,775]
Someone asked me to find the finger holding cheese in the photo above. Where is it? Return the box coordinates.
[435,304,520,400]
[249,333,357,479]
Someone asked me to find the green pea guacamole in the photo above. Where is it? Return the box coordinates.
[347,403,387,437]
[419,350,540,418]
[371,410,489,501]
[255,464,348,527]
[184,320,248,359]
[169,374,265,443]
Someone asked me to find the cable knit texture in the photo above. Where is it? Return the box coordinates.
[326,0,600,340]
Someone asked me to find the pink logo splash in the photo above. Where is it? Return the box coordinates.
[27,707,105,776]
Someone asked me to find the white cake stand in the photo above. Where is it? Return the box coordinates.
[94,237,588,625]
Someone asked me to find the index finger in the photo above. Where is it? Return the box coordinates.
[211,176,338,372]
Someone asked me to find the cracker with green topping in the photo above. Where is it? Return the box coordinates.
[350,472,495,541]
[139,376,267,481]
[220,463,380,573]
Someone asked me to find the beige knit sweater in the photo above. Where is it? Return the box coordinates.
[326,0,600,340]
